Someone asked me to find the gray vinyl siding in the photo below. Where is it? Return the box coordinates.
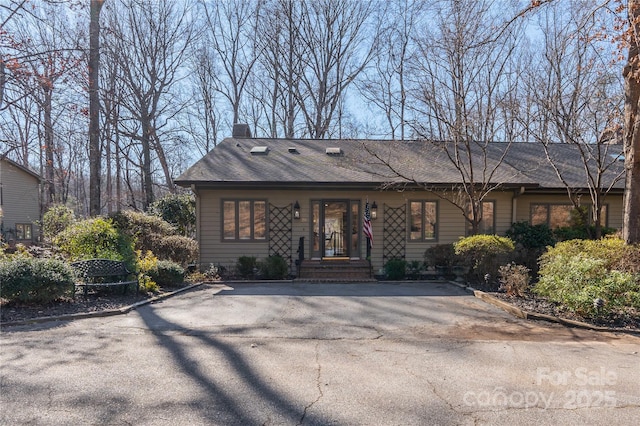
[195,188,534,272]
[0,160,40,242]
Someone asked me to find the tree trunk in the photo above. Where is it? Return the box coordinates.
[43,88,55,207]
[0,59,5,110]
[105,128,112,215]
[115,129,122,212]
[623,0,640,244]
[89,0,105,216]
[141,119,154,210]
[152,135,176,193]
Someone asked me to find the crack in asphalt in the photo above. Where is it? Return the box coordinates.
[298,341,324,425]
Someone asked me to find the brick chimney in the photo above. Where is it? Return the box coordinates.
[232,123,252,138]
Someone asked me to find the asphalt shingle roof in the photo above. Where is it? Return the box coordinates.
[175,138,625,191]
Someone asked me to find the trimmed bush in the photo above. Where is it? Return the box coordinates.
[506,222,556,250]
[424,244,456,269]
[110,210,197,266]
[0,256,75,303]
[385,258,407,280]
[534,238,640,317]
[153,235,199,266]
[150,260,185,287]
[536,256,639,317]
[538,238,628,269]
[407,260,424,280]
[42,204,76,242]
[55,217,136,271]
[454,235,515,288]
[236,256,258,278]
[259,255,289,280]
[110,210,176,252]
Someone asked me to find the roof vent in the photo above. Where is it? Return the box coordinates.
[325,147,343,156]
[288,147,299,154]
[609,152,624,162]
[232,123,252,138]
[250,146,269,155]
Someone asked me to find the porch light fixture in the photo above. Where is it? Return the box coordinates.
[293,201,301,219]
[371,201,378,220]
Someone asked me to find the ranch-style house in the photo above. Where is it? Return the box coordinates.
[175,126,625,278]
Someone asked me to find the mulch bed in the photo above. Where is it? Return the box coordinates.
[1,291,167,324]
[489,291,640,332]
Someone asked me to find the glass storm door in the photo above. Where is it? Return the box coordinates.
[323,201,349,257]
[310,200,360,259]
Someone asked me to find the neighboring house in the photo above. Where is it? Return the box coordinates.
[175,128,625,276]
[0,157,42,244]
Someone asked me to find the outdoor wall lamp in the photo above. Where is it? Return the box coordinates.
[371,201,378,220]
[293,201,301,219]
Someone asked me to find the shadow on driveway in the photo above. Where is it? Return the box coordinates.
[214,281,469,297]
[138,305,330,425]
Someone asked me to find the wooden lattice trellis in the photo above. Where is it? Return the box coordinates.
[269,203,293,263]
[383,203,406,260]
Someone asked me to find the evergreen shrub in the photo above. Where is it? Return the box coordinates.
[259,255,289,280]
[454,235,515,288]
[0,256,75,303]
[150,260,185,287]
[535,238,640,317]
[385,258,407,280]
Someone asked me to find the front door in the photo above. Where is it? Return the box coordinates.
[311,200,360,259]
[323,201,348,257]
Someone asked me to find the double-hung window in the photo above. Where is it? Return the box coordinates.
[222,200,267,241]
[409,201,438,241]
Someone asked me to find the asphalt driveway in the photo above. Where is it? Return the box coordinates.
[1,281,639,425]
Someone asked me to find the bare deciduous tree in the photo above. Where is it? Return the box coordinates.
[624,0,640,244]
[357,0,422,140]
[187,45,222,155]
[89,0,104,216]
[252,0,303,138]
[4,3,82,207]
[524,1,625,239]
[405,0,525,234]
[295,0,378,139]
[201,0,262,127]
[104,0,196,209]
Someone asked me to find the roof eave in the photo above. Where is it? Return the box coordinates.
[174,180,541,191]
